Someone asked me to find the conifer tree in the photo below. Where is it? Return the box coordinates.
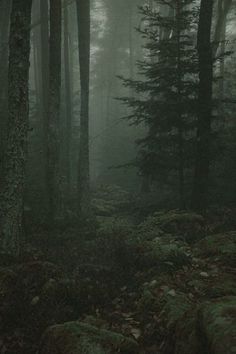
[121,0,198,207]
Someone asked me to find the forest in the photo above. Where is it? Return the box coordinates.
[0,0,235,353]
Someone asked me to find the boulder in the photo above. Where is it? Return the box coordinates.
[138,210,205,243]
[135,237,191,272]
[198,296,236,354]
[195,232,236,265]
[38,321,138,354]
[0,268,19,330]
[162,296,236,354]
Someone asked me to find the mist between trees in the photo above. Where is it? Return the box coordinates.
[0,0,236,254]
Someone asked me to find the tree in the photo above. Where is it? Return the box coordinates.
[0,0,33,255]
[76,0,91,219]
[40,0,50,207]
[213,0,233,126]
[63,1,73,197]
[121,0,198,208]
[46,0,62,222]
[0,0,12,170]
[213,0,233,59]
[191,0,214,212]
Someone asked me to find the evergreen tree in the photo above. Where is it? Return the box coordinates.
[120,0,198,207]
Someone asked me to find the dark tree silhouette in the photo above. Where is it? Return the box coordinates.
[76,0,91,219]
[192,0,214,212]
[0,0,33,255]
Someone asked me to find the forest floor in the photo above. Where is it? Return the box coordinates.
[0,185,235,354]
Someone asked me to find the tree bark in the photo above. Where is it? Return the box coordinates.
[212,0,232,59]
[40,0,50,209]
[0,0,33,255]
[176,0,185,209]
[64,2,73,197]
[192,0,214,212]
[46,0,62,222]
[76,0,91,219]
[0,0,12,170]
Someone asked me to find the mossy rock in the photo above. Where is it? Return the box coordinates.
[139,210,205,243]
[163,296,236,354]
[161,293,193,328]
[94,184,131,202]
[0,268,19,329]
[15,261,62,291]
[0,268,18,298]
[137,217,165,241]
[91,198,117,217]
[173,307,200,354]
[137,289,160,314]
[198,296,236,354]
[156,210,205,242]
[160,293,198,354]
[39,321,138,354]
[202,274,236,298]
[137,238,191,272]
[195,232,236,265]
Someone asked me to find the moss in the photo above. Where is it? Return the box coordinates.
[203,275,236,298]
[199,296,236,354]
[39,321,138,354]
[139,210,205,243]
[174,308,200,354]
[161,293,193,328]
[138,237,191,272]
[195,232,236,265]
[92,198,117,217]
[162,296,236,354]
[137,289,160,313]
[0,268,17,296]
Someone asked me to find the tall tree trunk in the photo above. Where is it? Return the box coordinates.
[219,16,226,126]
[140,0,154,195]
[128,1,134,82]
[176,0,185,209]
[76,0,91,219]
[0,0,12,170]
[46,0,62,222]
[212,0,232,59]
[40,0,50,209]
[0,0,33,255]
[64,2,73,198]
[192,0,214,212]
[214,0,232,126]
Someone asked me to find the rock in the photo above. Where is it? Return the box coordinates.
[195,232,236,265]
[161,293,192,328]
[92,185,132,217]
[198,296,236,354]
[0,268,18,329]
[163,296,236,354]
[139,210,205,243]
[199,271,209,278]
[38,321,138,354]
[0,268,18,298]
[136,237,191,272]
[15,261,62,293]
[92,198,117,217]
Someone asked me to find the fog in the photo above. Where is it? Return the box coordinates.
[0,1,236,353]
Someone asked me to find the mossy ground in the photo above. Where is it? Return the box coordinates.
[0,186,235,354]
